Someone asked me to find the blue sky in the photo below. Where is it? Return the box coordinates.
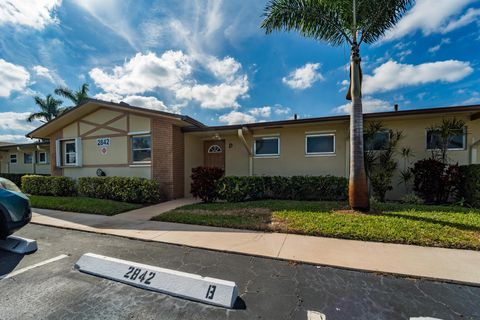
[0,0,479,142]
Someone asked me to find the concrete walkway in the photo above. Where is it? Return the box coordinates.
[114,197,199,220]
[30,201,480,286]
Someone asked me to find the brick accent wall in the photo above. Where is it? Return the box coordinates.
[172,125,185,198]
[50,130,63,176]
[151,118,185,199]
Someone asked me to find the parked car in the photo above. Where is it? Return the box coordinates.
[0,178,31,239]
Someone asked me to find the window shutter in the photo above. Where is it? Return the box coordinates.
[55,140,61,167]
[75,137,82,167]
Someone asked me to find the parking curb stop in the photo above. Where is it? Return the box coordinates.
[0,235,37,254]
[75,253,238,308]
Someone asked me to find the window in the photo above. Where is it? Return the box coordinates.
[365,131,389,151]
[426,128,465,150]
[254,137,279,156]
[132,135,151,162]
[64,140,77,165]
[9,154,17,164]
[208,145,222,153]
[24,153,33,164]
[38,152,47,164]
[306,134,335,155]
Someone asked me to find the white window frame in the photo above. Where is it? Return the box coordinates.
[305,133,336,156]
[9,154,17,164]
[253,136,280,157]
[38,151,47,164]
[425,127,466,151]
[64,140,77,166]
[24,152,33,164]
[207,144,223,153]
[131,134,152,164]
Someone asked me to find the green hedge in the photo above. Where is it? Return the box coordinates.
[216,175,348,202]
[0,173,49,188]
[22,175,76,197]
[458,164,480,207]
[78,176,164,204]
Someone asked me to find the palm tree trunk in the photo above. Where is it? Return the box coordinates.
[349,43,370,211]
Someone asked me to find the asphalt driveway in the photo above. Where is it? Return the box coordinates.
[0,224,479,320]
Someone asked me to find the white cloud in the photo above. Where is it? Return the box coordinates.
[0,59,30,97]
[90,51,192,95]
[207,56,241,81]
[0,112,37,131]
[0,134,31,143]
[175,76,249,109]
[274,106,292,116]
[75,0,138,48]
[363,60,473,94]
[219,110,256,125]
[462,91,480,105]
[248,106,271,118]
[91,51,249,110]
[428,38,451,53]
[333,97,393,114]
[282,63,324,90]
[121,96,169,112]
[33,65,54,83]
[382,0,475,42]
[442,8,480,34]
[0,0,61,30]
[93,93,170,112]
[32,65,65,85]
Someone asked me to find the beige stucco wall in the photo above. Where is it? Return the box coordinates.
[0,147,51,175]
[82,136,128,165]
[57,108,152,180]
[184,114,480,200]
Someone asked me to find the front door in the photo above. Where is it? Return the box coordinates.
[204,140,225,170]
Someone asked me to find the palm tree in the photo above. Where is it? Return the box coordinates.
[262,0,413,211]
[27,94,64,123]
[54,83,90,106]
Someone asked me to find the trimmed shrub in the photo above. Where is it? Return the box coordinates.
[216,175,348,202]
[458,164,480,207]
[78,176,164,204]
[0,173,49,188]
[22,175,76,196]
[412,158,460,204]
[190,167,224,202]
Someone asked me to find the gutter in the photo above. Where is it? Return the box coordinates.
[237,127,253,176]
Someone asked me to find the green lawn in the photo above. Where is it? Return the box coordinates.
[30,195,142,216]
[153,200,480,250]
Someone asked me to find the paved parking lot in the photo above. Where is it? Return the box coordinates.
[1,224,479,320]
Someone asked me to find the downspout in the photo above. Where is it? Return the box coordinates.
[237,127,253,176]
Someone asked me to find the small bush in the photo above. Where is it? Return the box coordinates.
[190,167,224,202]
[412,158,460,204]
[401,193,424,205]
[216,175,348,202]
[78,176,164,204]
[22,175,76,196]
[458,164,480,207]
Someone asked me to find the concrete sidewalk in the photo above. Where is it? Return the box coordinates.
[31,204,480,286]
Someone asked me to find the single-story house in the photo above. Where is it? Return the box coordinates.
[1,99,479,200]
[0,141,51,175]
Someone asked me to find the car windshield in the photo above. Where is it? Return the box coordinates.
[0,178,21,193]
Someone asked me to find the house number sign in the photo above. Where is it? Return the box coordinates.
[96,138,111,147]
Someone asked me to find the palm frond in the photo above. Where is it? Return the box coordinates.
[261,0,352,46]
[358,0,414,44]
[54,86,77,104]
